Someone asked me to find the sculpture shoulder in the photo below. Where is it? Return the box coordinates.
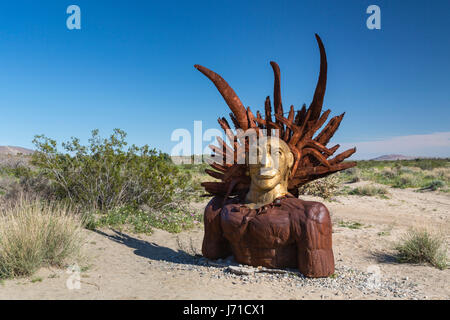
[205,196,225,212]
[285,198,330,224]
[203,196,225,221]
[303,201,330,224]
[204,196,240,219]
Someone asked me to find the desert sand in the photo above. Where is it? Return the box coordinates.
[0,181,448,300]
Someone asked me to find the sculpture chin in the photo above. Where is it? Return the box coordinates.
[251,174,281,191]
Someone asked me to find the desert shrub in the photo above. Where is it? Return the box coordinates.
[416,161,435,171]
[392,173,419,188]
[348,185,389,197]
[179,162,209,174]
[338,167,360,183]
[0,155,32,173]
[395,229,447,270]
[1,171,58,204]
[424,180,445,191]
[344,159,449,192]
[298,175,340,199]
[397,166,416,175]
[0,176,17,197]
[381,168,396,179]
[31,129,196,213]
[0,198,84,279]
[432,168,450,181]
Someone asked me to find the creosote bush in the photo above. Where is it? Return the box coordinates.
[395,229,448,270]
[31,129,195,212]
[22,129,202,234]
[0,198,84,279]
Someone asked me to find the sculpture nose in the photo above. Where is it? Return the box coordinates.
[260,150,272,168]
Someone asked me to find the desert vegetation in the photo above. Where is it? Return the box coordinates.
[296,158,449,199]
[341,160,450,192]
[395,229,448,270]
[0,136,448,281]
[0,129,204,235]
[0,198,84,279]
[0,129,205,279]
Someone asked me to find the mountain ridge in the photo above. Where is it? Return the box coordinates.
[0,146,34,155]
[370,154,416,161]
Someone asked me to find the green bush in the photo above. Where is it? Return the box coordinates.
[392,173,419,188]
[31,129,196,213]
[425,180,445,191]
[395,229,448,270]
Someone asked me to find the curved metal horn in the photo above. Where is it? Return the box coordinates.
[195,64,249,130]
[270,61,283,117]
[309,34,327,121]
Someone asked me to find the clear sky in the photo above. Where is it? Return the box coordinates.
[0,0,449,159]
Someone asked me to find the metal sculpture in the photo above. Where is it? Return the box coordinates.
[195,34,356,277]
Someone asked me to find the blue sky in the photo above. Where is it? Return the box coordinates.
[0,0,448,159]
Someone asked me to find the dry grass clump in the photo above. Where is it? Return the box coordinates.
[380,167,396,179]
[339,167,361,183]
[0,198,85,279]
[395,229,448,270]
[431,168,450,181]
[348,185,389,197]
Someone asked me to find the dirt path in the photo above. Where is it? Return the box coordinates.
[1,185,448,300]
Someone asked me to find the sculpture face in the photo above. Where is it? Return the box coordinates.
[247,136,294,194]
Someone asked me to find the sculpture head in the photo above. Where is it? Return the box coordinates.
[247,136,294,193]
[195,34,357,200]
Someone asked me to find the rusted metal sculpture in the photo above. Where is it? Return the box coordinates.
[195,34,356,278]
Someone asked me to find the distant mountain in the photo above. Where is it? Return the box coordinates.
[371,154,415,161]
[0,146,34,155]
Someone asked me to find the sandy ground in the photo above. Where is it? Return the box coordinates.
[1,181,449,300]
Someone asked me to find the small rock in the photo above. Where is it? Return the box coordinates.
[227,266,255,275]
